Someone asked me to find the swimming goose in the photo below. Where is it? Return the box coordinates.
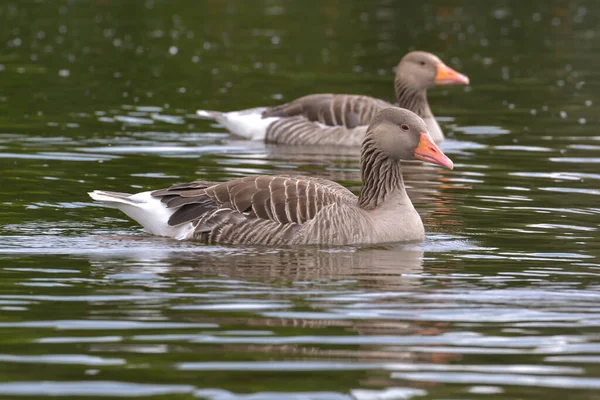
[88,108,454,245]
[196,51,469,145]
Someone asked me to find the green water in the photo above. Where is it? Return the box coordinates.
[1,0,600,399]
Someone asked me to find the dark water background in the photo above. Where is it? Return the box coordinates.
[1,0,600,399]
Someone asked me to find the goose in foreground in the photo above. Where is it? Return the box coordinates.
[196,51,469,145]
[88,108,454,246]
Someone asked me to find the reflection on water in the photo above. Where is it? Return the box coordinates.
[1,0,600,398]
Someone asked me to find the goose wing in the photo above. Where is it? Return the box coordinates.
[263,94,392,128]
[151,175,356,243]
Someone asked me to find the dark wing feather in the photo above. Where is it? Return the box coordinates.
[168,202,211,226]
[250,189,273,220]
[153,179,217,195]
[152,179,218,208]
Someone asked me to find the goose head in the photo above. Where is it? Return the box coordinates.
[396,51,470,90]
[368,108,454,169]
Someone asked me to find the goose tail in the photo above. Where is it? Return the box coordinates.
[88,190,140,207]
[196,107,277,140]
[88,190,194,240]
[196,109,224,120]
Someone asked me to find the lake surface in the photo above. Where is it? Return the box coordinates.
[1,0,600,399]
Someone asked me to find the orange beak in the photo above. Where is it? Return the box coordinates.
[414,132,454,170]
[435,63,470,85]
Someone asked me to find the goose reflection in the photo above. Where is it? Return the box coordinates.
[83,239,459,375]
[87,241,424,291]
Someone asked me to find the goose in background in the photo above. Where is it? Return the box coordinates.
[88,108,454,246]
[196,51,469,145]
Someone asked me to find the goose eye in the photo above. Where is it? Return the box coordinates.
[419,61,426,66]
[400,124,410,131]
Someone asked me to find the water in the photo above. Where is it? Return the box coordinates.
[1,0,600,398]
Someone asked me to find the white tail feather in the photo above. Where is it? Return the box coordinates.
[196,107,278,140]
[195,110,222,120]
[88,190,194,240]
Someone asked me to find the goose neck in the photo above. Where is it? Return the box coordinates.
[394,79,430,117]
[358,138,407,210]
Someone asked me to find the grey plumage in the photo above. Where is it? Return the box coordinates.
[151,175,357,245]
[263,95,387,146]
[196,51,468,145]
[168,109,445,244]
[90,108,454,245]
[257,51,467,145]
[265,116,368,146]
[264,93,389,127]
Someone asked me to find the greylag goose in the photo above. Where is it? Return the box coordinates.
[196,51,469,145]
[88,108,454,245]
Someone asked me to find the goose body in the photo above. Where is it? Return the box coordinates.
[89,108,454,246]
[196,51,469,145]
